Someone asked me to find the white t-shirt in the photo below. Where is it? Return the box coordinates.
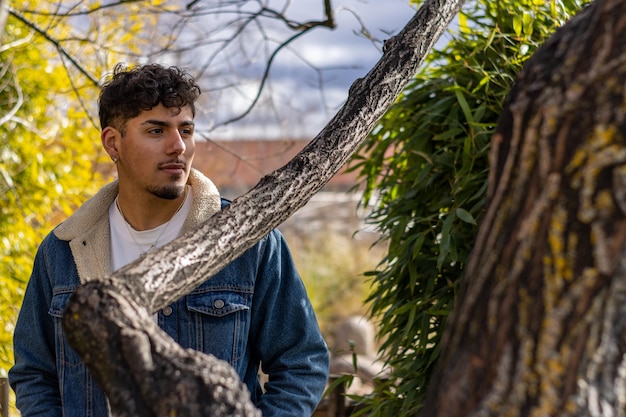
[108,186,193,273]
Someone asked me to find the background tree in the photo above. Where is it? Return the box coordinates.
[351,0,590,415]
[0,2,107,372]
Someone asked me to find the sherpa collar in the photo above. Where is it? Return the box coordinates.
[54,168,221,282]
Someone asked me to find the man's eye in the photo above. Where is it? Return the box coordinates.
[180,128,193,136]
[149,128,164,134]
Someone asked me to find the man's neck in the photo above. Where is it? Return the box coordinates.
[116,186,188,231]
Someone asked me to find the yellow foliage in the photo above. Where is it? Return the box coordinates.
[0,0,173,380]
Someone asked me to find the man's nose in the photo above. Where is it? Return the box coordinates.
[168,130,186,155]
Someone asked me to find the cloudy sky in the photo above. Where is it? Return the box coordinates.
[181,0,419,140]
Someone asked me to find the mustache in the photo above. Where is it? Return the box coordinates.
[158,159,187,168]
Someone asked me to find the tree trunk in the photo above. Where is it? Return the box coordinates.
[62,0,464,415]
[421,1,626,416]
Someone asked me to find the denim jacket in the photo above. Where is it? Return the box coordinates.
[9,169,329,417]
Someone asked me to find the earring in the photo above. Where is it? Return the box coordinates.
[113,156,118,163]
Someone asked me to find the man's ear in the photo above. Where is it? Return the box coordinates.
[102,126,121,162]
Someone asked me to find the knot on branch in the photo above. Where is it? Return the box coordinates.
[285,154,310,173]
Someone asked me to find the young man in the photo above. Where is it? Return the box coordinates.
[9,63,329,417]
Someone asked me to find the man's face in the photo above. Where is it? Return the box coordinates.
[107,103,195,200]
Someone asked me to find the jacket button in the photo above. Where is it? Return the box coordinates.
[213,299,225,309]
[162,306,173,316]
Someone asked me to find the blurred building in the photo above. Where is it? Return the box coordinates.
[192,138,361,199]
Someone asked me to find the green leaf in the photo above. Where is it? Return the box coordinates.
[456,207,477,225]
[513,15,523,37]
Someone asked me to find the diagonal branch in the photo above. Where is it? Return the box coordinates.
[79,0,464,314]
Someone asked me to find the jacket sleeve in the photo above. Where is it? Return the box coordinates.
[250,230,330,417]
[9,236,63,416]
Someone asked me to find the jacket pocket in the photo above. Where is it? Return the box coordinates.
[49,288,84,367]
[184,289,252,366]
[49,288,73,317]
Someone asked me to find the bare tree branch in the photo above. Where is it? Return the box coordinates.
[220,27,318,126]
[6,1,368,134]
[0,0,9,43]
[8,7,99,86]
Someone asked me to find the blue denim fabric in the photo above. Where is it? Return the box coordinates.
[10,202,329,416]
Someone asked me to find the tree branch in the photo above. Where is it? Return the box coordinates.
[77,0,464,314]
[8,7,99,86]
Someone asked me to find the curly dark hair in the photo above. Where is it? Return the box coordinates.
[98,63,201,134]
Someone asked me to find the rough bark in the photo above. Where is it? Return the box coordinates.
[421,1,626,416]
[62,0,464,415]
[64,280,261,417]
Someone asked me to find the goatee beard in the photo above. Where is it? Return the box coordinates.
[150,184,186,200]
